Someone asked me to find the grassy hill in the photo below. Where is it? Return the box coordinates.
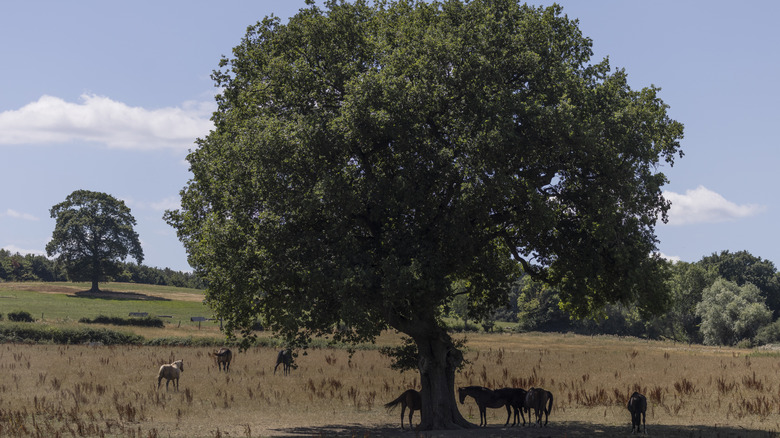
[0,282,220,339]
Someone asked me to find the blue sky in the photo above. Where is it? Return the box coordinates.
[1,1,777,272]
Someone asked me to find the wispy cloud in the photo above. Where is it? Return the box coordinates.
[1,244,47,257]
[122,196,181,212]
[0,94,213,150]
[663,186,765,226]
[657,252,682,263]
[150,196,181,212]
[2,209,39,221]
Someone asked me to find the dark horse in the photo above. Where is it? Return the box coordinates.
[208,347,232,372]
[627,391,647,434]
[384,389,421,429]
[274,349,292,375]
[495,387,527,426]
[458,386,509,427]
[525,387,553,426]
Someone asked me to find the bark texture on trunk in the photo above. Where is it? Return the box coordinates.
[412,327,472,430]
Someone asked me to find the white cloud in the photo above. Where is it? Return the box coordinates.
[2,209,39,221]
[0,94,213,150]
[1,244,47,257]
[657,252,682,263]
[150,196,181,212]
[121,196,181,212]
[663,185,765,226]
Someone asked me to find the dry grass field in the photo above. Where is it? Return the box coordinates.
[1,332,780,437]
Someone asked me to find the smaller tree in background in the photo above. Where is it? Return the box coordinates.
[47,190,144,292]
[695,278,772,346]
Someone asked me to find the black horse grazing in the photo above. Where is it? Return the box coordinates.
[495,387,527,426]
[627,391,647,434]
[208,347,232,372]
[384,389,421,429]
[525,387,553,426]
[458,386,509,427]
[274,349,292,375]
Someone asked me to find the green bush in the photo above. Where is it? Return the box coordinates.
[79,315,164,328]
[8,311,34,322]
[0,323,143,345]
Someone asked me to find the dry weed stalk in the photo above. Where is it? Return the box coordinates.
[0,334,778,436]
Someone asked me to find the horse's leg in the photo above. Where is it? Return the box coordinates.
[400,404,406,429]
[408,406,414,429]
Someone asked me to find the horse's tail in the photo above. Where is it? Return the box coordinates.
[384,390,410,410]
[546,391,553,414]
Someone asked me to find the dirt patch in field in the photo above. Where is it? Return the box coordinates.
[220,421,777,437]
[2,283,80,294]
[0,282,204,302]
[68,290,170,301]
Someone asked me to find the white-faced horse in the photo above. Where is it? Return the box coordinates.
[157,359,184,391]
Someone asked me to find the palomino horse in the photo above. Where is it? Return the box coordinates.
[384,389,421,429]
[525,387,553,426]
[157,359,184,391]
[274,349,292,375]
[458,386,508,427]
[627,391,647,434]
[495,387,527,426]
[208,347,232,372]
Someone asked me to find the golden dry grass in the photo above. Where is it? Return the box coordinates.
[1,332,779,437]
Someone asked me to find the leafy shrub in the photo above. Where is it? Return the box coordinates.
[8,311,34,322]
[754,319,780,345]
[0,323,143,345]
[79,315,164,328]
[696,279,772,346]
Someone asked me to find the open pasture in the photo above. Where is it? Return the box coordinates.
[0,333,779,437]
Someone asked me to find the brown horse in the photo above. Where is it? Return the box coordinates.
[384,389,421,429]
[458,386,509,427]
[208,347,232,372]
[627,391,647,434]
[495,387,527,426]
[525,387,553,426]
[274,349,292,375]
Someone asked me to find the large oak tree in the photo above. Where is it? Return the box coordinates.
[166,0,683,429]
[47,190,144,292]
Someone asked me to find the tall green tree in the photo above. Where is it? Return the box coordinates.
[700,250,780,316]
[47,190,144,292]
[695,278,772,346]
[165,0,683,429]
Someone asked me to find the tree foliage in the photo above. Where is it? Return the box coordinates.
[695,279,772,346]
[166,0,682,429]
[700,250,780,316]
[47,190,144,292]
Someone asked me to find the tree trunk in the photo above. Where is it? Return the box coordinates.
[90,279,100,292]
[412,327,472,430]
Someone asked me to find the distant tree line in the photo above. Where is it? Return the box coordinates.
[450,250,780,348]
[0,249,205,289]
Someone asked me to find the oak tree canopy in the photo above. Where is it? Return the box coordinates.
[166,0,683,429]
[48,190,144,293]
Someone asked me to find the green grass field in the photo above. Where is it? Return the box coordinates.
[0,282,213,331]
